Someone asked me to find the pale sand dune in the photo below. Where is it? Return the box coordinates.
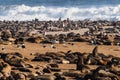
[45,28,89,35]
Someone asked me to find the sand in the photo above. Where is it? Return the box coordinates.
[0,42,119,80]
[0,42,120,59]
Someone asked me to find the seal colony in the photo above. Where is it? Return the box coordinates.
[0,19,119,80]
[0,46,119,80]
[0,18,120,46]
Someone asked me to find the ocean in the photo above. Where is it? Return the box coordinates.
[0,0,120,21]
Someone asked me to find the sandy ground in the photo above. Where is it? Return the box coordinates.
[0,42,120,59]
[0,42,119,79]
